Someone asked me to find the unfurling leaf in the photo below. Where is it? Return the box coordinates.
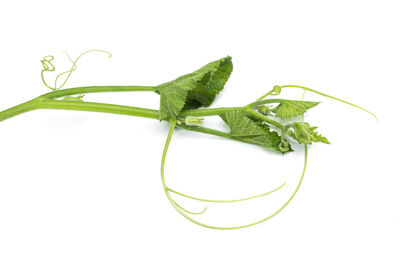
[288,122,330,145]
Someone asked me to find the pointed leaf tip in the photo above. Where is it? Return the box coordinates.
[272,100,320,119]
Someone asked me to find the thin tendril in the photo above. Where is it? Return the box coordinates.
[41,56,56,90]
[301,88,306,101]
[167,182,285,203]
[282,85,377,120]
[172,199,208,215]
[40,49,112,92]
[161,118,308,230]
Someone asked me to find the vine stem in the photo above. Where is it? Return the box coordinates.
[0,99,248,125]
[0,98,159,122]
[40,100,159,119]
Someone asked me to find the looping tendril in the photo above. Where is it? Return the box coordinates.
[271,85,282,95]
[40,49,112,93]
[41,56,55,71]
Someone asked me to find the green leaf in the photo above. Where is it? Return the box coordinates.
[288,122,330,145]
[220,110,291,153]
[272,100,320,119]
[157,56,233,120]
[184,56,233,109]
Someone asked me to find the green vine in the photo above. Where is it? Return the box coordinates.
[0,52,377,229]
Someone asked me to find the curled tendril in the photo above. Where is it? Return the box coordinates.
[256,85,282,100]
[41,55,56,72]
[40,49,112,92]
[271,85,282,95]
[278,140,290,153]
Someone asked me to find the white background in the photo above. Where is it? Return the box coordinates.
[0,1,399,266]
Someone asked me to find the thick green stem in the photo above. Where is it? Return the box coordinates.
[0,99,245,124]
[1,85,157,122]
[0,98,160,122]
[0,99,41,122]
[40,100,159,119]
